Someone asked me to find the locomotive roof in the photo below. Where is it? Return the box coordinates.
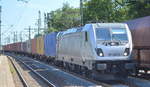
[61,23,127,35]
[90,23,127,28]
[61,27,83,35]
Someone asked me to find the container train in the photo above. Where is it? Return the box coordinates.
[3,23,136,79]
[126,16,150,74]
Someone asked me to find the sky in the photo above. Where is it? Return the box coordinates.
[0,0,80,45]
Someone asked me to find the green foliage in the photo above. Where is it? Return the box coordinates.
[46,27,58,33]
[83,0,131,23]
[45,0,150,34]
[127,0,150,18]
[47,3,80,32]
[83,0,150,23]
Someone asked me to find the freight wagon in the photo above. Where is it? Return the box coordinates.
[37,36,44,56]
[3,33,58,60]
[44,32,57,61]
[31,39,36,55]
[126,16,150,73]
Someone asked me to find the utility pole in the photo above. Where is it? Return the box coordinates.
[47,13,52,31]
[16,31,18,42]
[38,10,41,36]
[13,32,17,43]
[20,32,22,42]
[13,32,15,43]
[28,26,31,40]
[80,0,83,25]
[24,26,38,40]
[44,13,48,32]
[8,36,10,44]
[0,6,2,51]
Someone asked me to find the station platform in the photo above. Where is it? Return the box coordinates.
[0,55,15,87]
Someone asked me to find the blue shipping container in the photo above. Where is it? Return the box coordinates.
[44,32,57,57]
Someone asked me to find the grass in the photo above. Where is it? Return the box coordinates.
[8,60,16,74]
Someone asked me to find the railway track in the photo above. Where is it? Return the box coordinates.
[31,59,150,87]
[7,54,101,87]
[8,56,56,87]
[8,56,29,87]
[16,58,56,87]
[6,53,150,87]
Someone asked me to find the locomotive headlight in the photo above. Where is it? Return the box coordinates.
[99,53,103,57]
[124,48,130,56]
[124,52,128,56]
[96,48,104,57]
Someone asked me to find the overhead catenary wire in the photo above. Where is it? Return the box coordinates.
[2,1,30,45]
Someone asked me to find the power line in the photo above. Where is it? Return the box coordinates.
[1,1,29,45]
[24,26,38,40]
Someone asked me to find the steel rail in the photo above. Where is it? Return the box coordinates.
[9,54,150,87]
[14,56,56,87]
[8,56,30,87]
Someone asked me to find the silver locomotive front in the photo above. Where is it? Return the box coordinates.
[93,23,135,73]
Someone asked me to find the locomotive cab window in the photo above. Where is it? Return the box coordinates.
[111,28,128,41]
[96,28,111,41]
[96,28,128,42]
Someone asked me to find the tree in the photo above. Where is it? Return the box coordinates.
[83,0,150,23]
[83,0,131,23]
[127,0,150,19]
[45,0,150,34]
[46,3,80,33]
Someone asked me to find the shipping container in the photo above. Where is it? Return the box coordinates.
[9,44,13,51]
[9,42,19,52]
[4,42,25,53]
[3,45,8,51]
[11,43,16,51]
[26,40,32,53]
[44,32,57,57]
[31,38,36,54]
[22,42,27,53]
[20,42,23,52]
[16,42,22,52]
[36,36,44,55]
[3,44,9,51]
[17,43,20,52]
[3,43,15,51]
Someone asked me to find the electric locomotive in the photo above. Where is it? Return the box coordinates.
[56,23,135,78]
